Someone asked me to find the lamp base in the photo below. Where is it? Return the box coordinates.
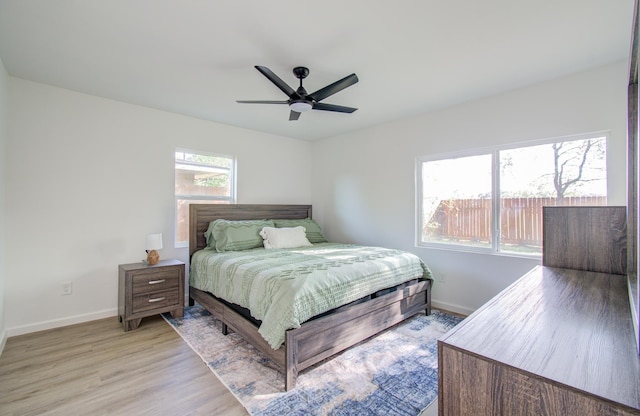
[147,250,160,265]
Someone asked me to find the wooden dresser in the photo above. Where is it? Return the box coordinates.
[438,207,640,415]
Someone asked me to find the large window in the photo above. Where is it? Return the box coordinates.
[417,133,607,256]
[175,150,236,247]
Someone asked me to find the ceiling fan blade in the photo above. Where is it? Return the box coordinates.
[308,73,359,102]
[254,66,300,99]
[236,100,289,104]
[289,110,301,121]
[312,102,358,113]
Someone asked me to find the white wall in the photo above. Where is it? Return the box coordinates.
[0,57,7,349]
[2,60,629,333]
[312,62,628,315]
[5,78,313,335]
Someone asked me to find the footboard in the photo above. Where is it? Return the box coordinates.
[189,287,286,368]
[190,279,431,390]
[284,279,431,389]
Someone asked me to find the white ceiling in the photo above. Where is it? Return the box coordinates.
[0,0,635,141]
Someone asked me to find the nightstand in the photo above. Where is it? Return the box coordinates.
[118,259,185,331]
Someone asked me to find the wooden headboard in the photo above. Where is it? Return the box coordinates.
[189,204,312,257]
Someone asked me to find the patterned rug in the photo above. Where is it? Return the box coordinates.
[163,305,462,416]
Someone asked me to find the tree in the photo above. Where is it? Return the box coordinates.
[552,138,606,204]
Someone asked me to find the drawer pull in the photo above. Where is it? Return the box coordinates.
[148,297,165,303]
[148,279,166,285]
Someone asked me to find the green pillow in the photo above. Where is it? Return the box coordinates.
[212,219,274,252]
[273,218,328,243]
[204,221,217,248]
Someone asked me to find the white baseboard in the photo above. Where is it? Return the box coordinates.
[3,299,470,338]
[6,308,118,337]
[0,329,7,356]
[431,299,475,317]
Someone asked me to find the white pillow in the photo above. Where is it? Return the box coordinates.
[260,226,312,249]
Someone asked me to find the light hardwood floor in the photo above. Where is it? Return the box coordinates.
[0,315,248,416]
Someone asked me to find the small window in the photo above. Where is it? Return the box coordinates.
[417,134,607,256]
[175,150,236,247]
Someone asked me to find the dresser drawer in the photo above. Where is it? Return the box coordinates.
[132,289,180,314]
[131,269,180,294]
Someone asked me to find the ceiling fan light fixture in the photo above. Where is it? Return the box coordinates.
[290,100,313,112]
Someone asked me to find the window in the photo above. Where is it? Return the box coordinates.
[175,150,236,247]
[417,133,607,256]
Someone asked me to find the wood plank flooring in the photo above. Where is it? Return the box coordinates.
[0,315,248,416]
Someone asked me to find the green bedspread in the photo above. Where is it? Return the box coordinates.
[190,243,432,349]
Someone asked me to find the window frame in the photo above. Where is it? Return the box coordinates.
[415,132,609,257]
[175,148,237,248]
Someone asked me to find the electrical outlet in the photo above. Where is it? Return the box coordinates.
[61,281,72,295]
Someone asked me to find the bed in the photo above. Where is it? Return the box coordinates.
[188,204,432,390]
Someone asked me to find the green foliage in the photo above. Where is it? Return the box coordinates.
[195,174,229,188]
[176,152,232,189]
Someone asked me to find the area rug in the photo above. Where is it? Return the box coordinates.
[163,305,462,416]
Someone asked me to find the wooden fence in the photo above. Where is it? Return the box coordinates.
[425,196,607,247]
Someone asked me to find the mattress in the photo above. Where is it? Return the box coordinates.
[190,242,432,349]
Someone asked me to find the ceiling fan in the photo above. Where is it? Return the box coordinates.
[237,65,359,121]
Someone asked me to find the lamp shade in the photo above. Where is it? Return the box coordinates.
[145,233,163,251]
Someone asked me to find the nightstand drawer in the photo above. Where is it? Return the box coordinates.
[131,269,180,294]
[132,289,180,313]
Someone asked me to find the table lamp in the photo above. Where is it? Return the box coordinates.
[145,233,163,265]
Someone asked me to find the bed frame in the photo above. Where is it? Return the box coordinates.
[188,203,431,390]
